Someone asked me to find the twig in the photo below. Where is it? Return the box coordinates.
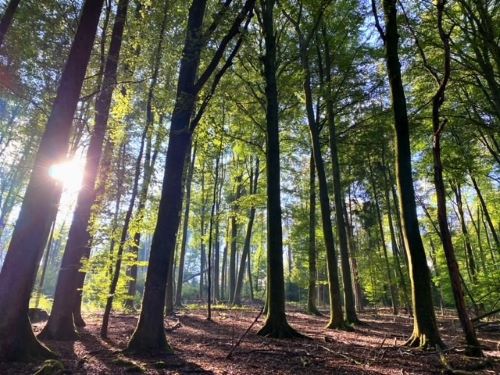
[226,305,264,359]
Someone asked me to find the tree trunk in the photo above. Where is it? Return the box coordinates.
[257,0,301,338]
[0,0,104,360]
[207,151,221,318]
[381,151,411,314]
[307,153,321,315]
[296,20,345,330]
[175,143,197,306]
[322,27,359,324]
[233,158,259,306]
[375,0,443,348]
[228,172,242,303]
[368,163,398,315]
[39,0,128,340]
[0,0,21,48]
[470,175,499,249]
[126,0,169,309]
[125,0,207,354]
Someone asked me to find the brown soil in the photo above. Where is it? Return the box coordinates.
[1,307,499,374]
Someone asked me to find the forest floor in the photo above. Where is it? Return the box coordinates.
[2,306,499,374]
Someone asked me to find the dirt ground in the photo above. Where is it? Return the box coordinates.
[1,307,499,374]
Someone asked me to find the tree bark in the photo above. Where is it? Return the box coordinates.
[0,0,104,360]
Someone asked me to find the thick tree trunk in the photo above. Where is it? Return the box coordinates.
[307,153,321,315]
[126,1,207,354]
[257,0,301,338]
[40,0,128,340]
[375,0,443,348]
[0,0,104,360]
[0,0,21,48]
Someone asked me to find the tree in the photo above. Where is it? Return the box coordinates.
[372,0,444,348]
[126,0,255,354]
[256,0,302,338]
[0,0,21,48]
[39,0,129,340]
[0,0,104,361]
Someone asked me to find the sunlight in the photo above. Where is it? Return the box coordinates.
[49,157,86,193]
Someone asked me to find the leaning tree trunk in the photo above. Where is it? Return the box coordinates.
[39,0,129,341]
[0,0,21,48]
[374,0,443,349]
[126,0,203,344]
[126,0,255,353]
[470,175,499,249]
[0,0,104,361]
[257,0,301,338]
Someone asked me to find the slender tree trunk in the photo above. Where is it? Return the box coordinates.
[229,173,242,303]
[0,0,21,48]
[470,175,499,249]
[175,143,196,306]
[297,22,345,330]
[34,218,56,308]
[451,182,477,283]
[322,28,358,324]
[101,95,151,338]
[199,166,207,300]
[233,158,259,306]
[207,152,221,319]
[257,0,301,338]
[307,153,321,315]
[381,152,411,314]
[40,0,129,340]
[369,163,398,315]
[126,0,169,308]
[345,188,363,312]
[374,0,443,348]
[0,0,104,360]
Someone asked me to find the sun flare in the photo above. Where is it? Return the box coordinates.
[49,157,86,193]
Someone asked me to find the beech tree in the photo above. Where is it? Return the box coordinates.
[0,0,104,360]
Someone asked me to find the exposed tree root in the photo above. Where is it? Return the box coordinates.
[404,332,445,350]
[325,320,354,331]
[257,316,306,339]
